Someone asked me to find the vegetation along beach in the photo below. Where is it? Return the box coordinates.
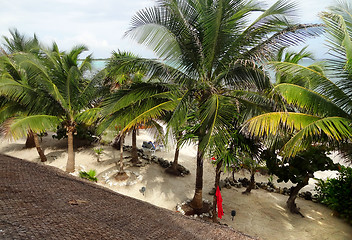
[0,0,351,239]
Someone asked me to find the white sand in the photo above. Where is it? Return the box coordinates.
[0,131,351,240]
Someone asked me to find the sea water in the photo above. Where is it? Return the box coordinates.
[91,60,107,71]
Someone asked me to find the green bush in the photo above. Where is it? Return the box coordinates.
[52,123,98,143]
[79,170,98,183]
[315,166,352,224]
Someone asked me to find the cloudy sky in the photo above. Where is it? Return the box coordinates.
[0,0,335,59]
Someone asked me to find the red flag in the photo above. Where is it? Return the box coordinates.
[215,186,224,219]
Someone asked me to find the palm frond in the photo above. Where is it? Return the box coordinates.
[244,112,321,138]
[75,108,102,126]
[281,116,352,157]
[4,115,60,139]
[245,24,323,61]
[122,99,179,132]
[274,83,350,118]
[126,5,183,62]
[271,61,352,111]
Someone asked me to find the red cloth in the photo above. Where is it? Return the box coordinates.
[215,186,224,219]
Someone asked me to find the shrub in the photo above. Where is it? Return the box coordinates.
[52,123,98,143]
[79,170,98,183]
[315,166,352,224]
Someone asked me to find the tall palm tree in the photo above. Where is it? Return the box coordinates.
[102,51,170,166]
[122,0,321,211]
[0,43,102,172]
[244,1,352,159]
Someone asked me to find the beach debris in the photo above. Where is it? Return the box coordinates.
[68,199,88,205]
[139,186,146,196]
[231,210,236,221]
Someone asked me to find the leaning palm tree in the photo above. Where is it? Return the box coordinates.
[0,43,103,172]
[244,1,352,159]
[0,53,54,162]
[0,29,42,148]
[122,0,322,211]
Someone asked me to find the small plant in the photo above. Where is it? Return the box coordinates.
[94,147,104,162]
[315,166,352,224]
[268,174,273,184]
[79,170,98,182]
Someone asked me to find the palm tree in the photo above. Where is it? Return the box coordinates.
[0,43,102,172]
[0,53,57,162]
[244,1,352,159]
[1,28,40,55]
[1,29,42,149]
[122,0,321,211]
[102,51,170,166]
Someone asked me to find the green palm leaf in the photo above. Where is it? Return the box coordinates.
[274,83,350,118]
[5,115,60,139]
[271,61,352,111]
[282,116,352,157]
[244,112,321,137]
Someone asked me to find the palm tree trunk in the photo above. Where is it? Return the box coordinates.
[119,134,124,172]
[25,130,36,148]
[33,132,47,162]
[66,127,75,173]
[190,142,204,211]
[131,127,139,165]
[243,171,255,194]
[212,160,222,223]
[171,145,180,171]
[286,174,311,217]
[111,134,121,150]
[171,132,182,172]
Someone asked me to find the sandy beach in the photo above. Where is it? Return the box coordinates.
[1,131,351,240]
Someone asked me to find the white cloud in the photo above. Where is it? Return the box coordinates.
[0,0,336,58]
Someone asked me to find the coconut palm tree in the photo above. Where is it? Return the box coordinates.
[1,28,40,55]
[101,51,171,166]
[121,0,321,211]
[0,29,42,149]
[0,43,103,172]
[244,1,352,159]
[0,52,57,162]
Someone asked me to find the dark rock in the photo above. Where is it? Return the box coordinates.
[159,159,170,168]
[123,145,132,151]
[219,180,226,189]
[239,178,249,187]
[303,191,312,201]
[283,187,289,195]
[176,164,190,175]
[209,188,216,195]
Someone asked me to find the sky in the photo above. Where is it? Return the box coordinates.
[0,0,335,59]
